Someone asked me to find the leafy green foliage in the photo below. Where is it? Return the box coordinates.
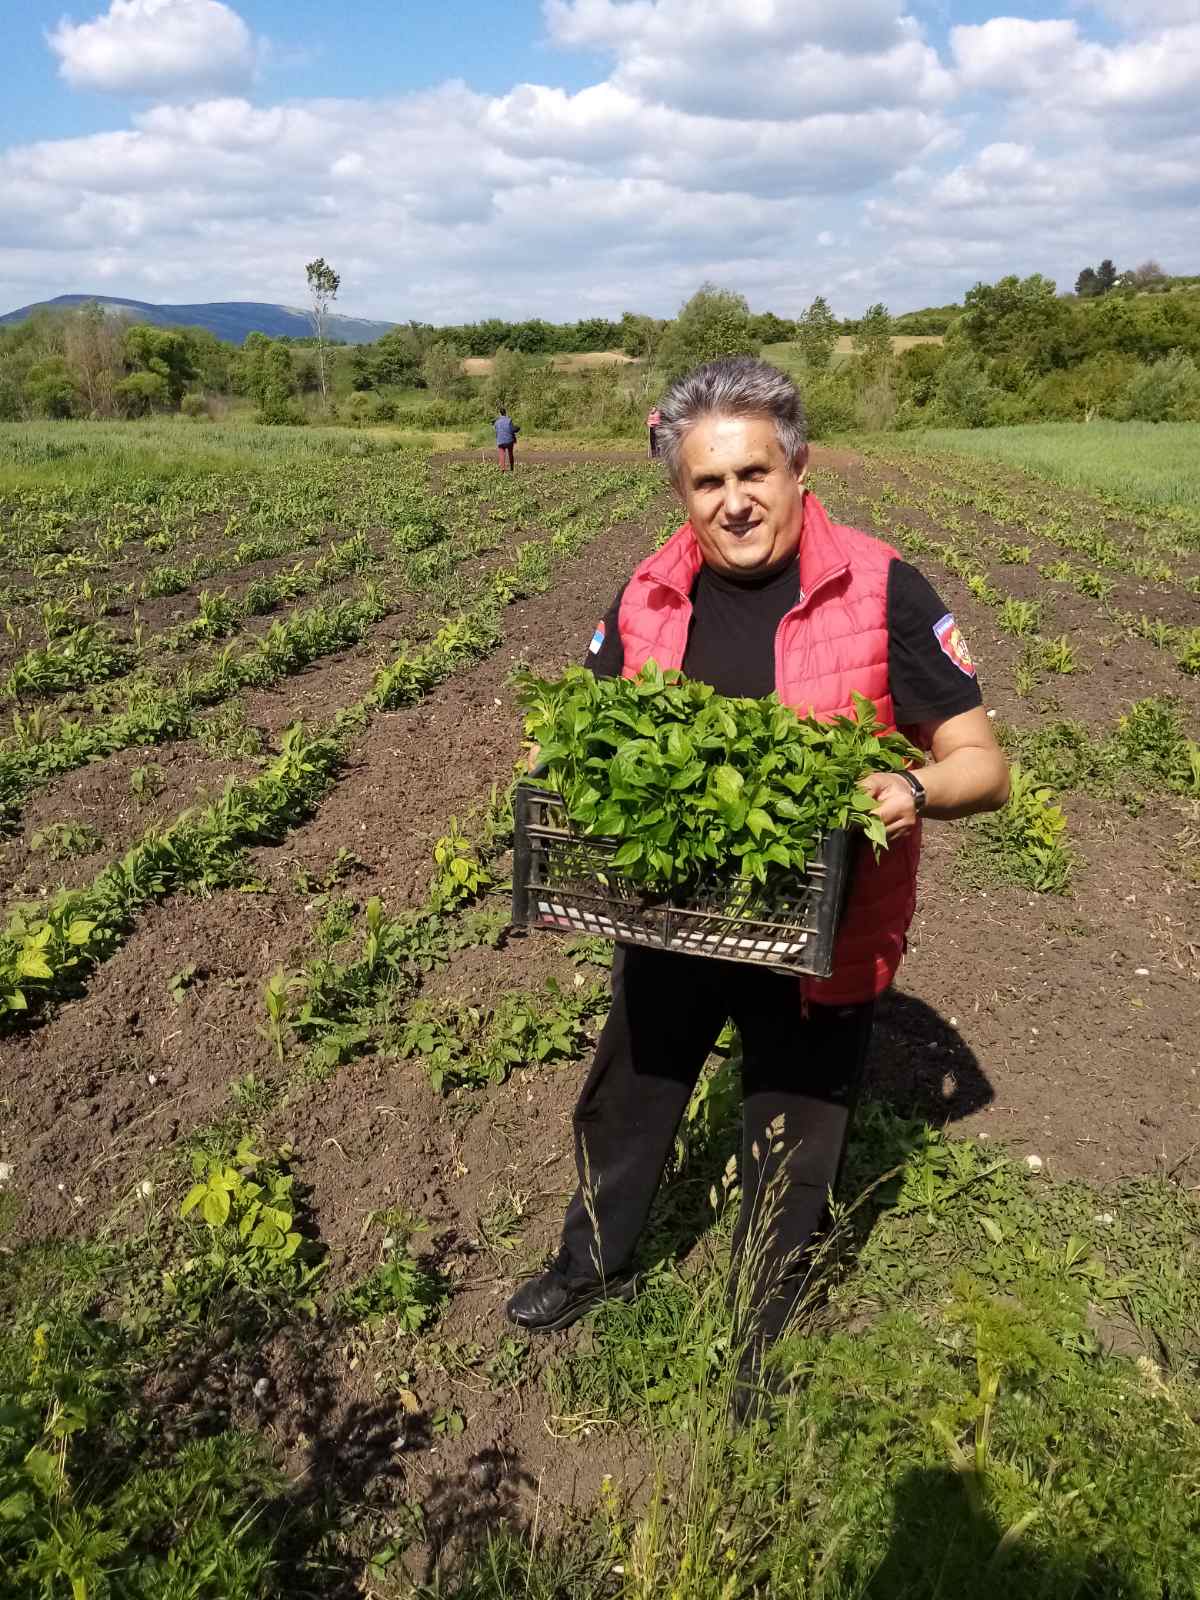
[397,978,606,1093]
[335,1215,447,1332]
[177,1136,324,1316]
[997,597,1042,636]
[654,284,760,382]
[371,608,500,710]
[4,625,130,699]
[428,817,492,911]
[518,664,915,890]
[29,820,101,860]
[541,1103,1200,1600]
[959,762,1074,893]
[1002,697,1200,801]
[0,723,341,1027]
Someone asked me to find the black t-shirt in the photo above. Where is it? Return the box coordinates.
[585,557,982,729]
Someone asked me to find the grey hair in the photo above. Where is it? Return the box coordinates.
[656,356,808,485]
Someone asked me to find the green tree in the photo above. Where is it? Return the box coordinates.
[930,348,997,427]
[122,325,196,406]
[365,324,425,387]
[618,311,662,359]
[959,274,1076,372]
[1075,267,1101,298]
[851,302,893,376]
[63,301,122,416]
[749,310,795,345]
[304,256,340,408]
[243,334,300,423]
[893,342,947,412]
[114,369,170,417]
[1096,258,1118,295]
[182,325,237,395]
[422,340,465,398]
[655,285,760,382]
[25,356,77,418]
[795,295,839,371]
[1117,349,1200,422]
[484,345,532,414]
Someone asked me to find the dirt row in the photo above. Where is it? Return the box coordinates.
[1,445,1197,1557]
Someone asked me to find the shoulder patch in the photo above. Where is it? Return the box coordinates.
[588,620,606,655]
[932,613,976,677]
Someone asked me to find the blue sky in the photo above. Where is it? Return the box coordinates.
[2,1,611,143]
[3,0,1198,323]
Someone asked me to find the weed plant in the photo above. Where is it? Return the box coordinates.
[958,763,1073,893]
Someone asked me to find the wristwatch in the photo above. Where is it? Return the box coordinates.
[895,768,927,814]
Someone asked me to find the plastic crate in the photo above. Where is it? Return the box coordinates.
[511,783,854,977]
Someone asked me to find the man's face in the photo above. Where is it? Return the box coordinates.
[676,415,807,578]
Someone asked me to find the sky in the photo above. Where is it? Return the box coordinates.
[1,0,1198,325]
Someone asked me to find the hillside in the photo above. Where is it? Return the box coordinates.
[0,293,395,346]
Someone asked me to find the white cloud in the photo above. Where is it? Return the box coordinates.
[1,2,1197,322]
[47,0,255,97]
[952,15,1200,116]
[547,0,953,117]
[1085,0,1200,26]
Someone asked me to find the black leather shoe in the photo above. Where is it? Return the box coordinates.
[729,1338,786,1427]
[505,1266,635,1332]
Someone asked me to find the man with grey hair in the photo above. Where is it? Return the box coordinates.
[507,357,1008,1414]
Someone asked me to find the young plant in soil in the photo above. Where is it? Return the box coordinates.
[958,763,1074,894]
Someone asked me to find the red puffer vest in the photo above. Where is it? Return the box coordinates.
[616,492,920,1005]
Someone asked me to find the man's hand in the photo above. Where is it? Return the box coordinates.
[858,771,919,841]
[859,706,1010,839]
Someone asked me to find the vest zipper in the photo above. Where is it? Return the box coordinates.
[773,559,849,691]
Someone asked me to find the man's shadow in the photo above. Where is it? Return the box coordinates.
[642,990,993,1274]
[867,988,993,1125]
[868,1465,1140,1599]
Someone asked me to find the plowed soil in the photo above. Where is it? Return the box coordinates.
[2,444,1197,1583]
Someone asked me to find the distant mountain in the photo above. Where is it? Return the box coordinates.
[0,294,395,346]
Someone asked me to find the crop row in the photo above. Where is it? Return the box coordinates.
[850,448,1200,596]
[0,463,663,832]
[856,439,1200,564]
[2,457,656,649]
[820,467,1200,678]
[0,474,653,1023]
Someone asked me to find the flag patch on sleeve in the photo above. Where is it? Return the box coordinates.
[932,613,976,677]
[588,621,606,655]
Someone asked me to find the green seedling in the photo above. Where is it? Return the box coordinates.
[1039,636,1078,675]
[166,963,200,1004]
[518,665,916,889]
[998,598,1043,637]
[258,968,297,1065]
[429,816,492,910]
[178,1134,324,1314]
[128,764,166,804]
[30,821,102,861]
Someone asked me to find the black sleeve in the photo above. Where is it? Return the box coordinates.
[583,588,625,678]
[887,561,983,726]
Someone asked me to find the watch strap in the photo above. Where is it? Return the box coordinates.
[897,768,927,813]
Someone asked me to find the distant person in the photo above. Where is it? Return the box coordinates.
[494,408,519,471]
[647,404,662,458]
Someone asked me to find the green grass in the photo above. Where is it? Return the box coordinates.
[0,417,407,498]
[443,1091,1200,1599]
[881,421,1200,514]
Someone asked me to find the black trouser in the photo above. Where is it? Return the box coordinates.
[557,944,874,1329]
